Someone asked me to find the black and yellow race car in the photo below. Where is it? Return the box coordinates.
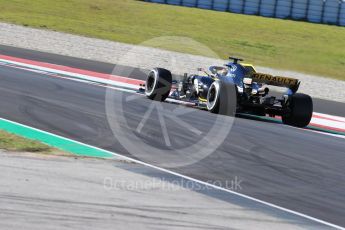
[144,57,313,128]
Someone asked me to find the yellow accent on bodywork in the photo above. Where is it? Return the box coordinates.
[241,64,299,88]
[199,97,207,102]
[242,63,257,72]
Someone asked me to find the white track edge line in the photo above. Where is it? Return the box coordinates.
[2,57,345,122]
[2,59,345,139]
[0,59,139,90]
[0,117,343,229]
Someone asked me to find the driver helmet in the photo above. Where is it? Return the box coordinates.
[220,68,228,76]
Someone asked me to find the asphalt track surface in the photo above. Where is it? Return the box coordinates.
[1,44,345,117]
[0,46,345,227]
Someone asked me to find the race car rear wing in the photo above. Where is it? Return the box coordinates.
[251,73,300,93]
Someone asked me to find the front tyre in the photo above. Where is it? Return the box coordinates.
[206,80,237,116]
[282,93,313,128]
[145,68,172,102]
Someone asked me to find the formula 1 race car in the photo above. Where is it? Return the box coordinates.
[144,57,313,127]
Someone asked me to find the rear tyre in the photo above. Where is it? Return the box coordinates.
[282,93,313,128]
[206,80,237,116]
[145,68,172,102]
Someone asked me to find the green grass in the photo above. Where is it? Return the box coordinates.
[0,130,57,153]
[0,0,344,79]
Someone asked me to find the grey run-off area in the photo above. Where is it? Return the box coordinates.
[0,151,335,230]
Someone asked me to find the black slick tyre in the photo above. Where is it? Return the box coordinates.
[282,93,313,128]
[206,80,237,116]
[145,68,172,102]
